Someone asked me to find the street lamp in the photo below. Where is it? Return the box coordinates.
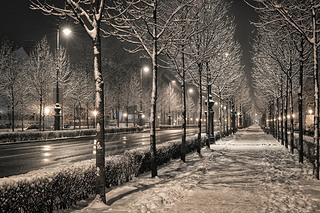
[54,25,71,130]
[93,110,97,128]
[139,66,149,127]
[123,112,128,127]
[44,107,50,131]
[63,28,72,36]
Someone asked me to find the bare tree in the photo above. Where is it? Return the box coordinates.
[31,0,107,202]
[55,46,72,128]
[248,0,320,179]
[26,37,54,131]
[0,38,22,131]
[109,0,195,176]
[185,0,234,151]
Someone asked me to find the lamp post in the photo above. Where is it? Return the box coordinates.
[139,66,149,127]
[93,110,97,129]
[205,87,214,145]
[187,88,194,125]
[168,80,176,125]
[54,25,71,130]
[123,112,128,127]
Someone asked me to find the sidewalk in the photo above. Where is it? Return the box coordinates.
[67,125,320,213]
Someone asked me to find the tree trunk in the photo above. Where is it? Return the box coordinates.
[219,92,222,138]
[285,76,288,149]
[277,97,280,141]
[126,104,129,127]
[39,94,43,131]
[181,47,186,163]
[73,103,76,129]
[79,103,82,130]
[117,100,120,128]
[232,100,236,134]
[289,75,294,154]
[311,2,319,179]
[226,99,229,136]
[150,1,158,177]
[206,85,210,142]
[93,32,106,202]
[223,100,226,135]
[281,75,284,145]
[270,103,273,136]
[11,86,15,132]
[87,102,89,129]
[298,37,304,163]
[21,100,24,132]
[198,62,203,152]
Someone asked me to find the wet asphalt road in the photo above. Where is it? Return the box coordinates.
[0,128,199,178]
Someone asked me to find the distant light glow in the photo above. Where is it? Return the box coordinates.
[93,110,98,117]
[63,28,72,36]
[44,107,50,115]
[143,66,149,72]
[309,109,313,115]
[188,88,193,93]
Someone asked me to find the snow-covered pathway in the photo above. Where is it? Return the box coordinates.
[66,125,320,213]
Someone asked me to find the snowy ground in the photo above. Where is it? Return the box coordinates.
[59,125,320,213]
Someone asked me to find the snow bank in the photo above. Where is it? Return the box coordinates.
[74,125,320,212]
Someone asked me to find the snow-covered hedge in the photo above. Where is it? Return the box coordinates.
[260,125,316,163]
[0,127,142,143]
[292,136,315,162]
[159,125,197,129]
[0,135,205,212]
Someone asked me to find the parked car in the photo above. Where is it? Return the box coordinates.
[25,124,40,130]
[63,124,73,129]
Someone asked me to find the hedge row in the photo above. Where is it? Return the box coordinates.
[0,135,205,213]
[0,127,142,143]
[159,124,197,129]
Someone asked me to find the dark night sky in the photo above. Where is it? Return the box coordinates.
[0,0,258,98]
[227,0,259,102]
[0,1,56,46]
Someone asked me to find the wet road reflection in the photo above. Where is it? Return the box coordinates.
[0,128,199,178]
